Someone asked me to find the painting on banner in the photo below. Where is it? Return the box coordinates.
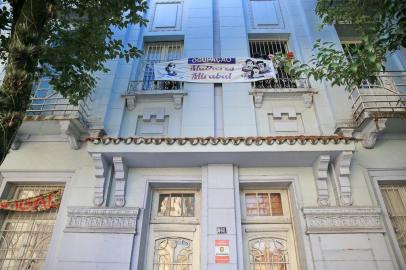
[154,57,276,83]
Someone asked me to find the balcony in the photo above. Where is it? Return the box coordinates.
[249,75,315,108]
[14,80,92,150]
[26,80,91,126]
[349,72,406,125]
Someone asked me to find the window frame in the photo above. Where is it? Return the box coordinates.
[0,184,64,270]
[369,169,406,270]
[150,189,200,224]
[241,189,291,224]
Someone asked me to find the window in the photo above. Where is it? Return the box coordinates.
[245,192,283,216]
[146,189,199,270]
[0,185,64,270]
[139,42,183,91]
[158,193,195,217]
[241,189,298,270]
[249,40,297,89]
[380,184,406,261]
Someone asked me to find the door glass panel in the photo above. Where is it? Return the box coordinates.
[158,193,195,217]
[270,194,283,216]
[245,192,283,217]
[182,194,194,217]
[249,238,288,270]
[246,193,259,216]
[154,238,193,270]
[258,193,271,216]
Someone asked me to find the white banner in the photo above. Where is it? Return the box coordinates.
[153,57,276,83]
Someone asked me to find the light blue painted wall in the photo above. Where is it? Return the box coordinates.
[93,0,406,138]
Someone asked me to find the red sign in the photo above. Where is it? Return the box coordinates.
[0,190,61,212]
[215,240,230,264]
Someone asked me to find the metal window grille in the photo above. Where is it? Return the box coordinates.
[380,184,406,261]
[0,185,64,270]
[249,40,298,89]
[139,41,183,91]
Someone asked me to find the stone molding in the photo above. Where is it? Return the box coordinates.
[303,207,384,233]
[123,90,187,110]
[332,151,353,206]
[313,155,331,206]
[92,153,108,206]
[59,120,82,150]
[359,118,387,149]
[303,93,313,108]
[172,94,183,109]
[253,92,264,108]
[65,207,140,234]
[113,156,128,207]
[250,89,317,108]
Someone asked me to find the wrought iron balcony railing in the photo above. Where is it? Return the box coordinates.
[349,71,406,124]
[26,80,91,127]
[127,80,184,94]
[251,76,310,90]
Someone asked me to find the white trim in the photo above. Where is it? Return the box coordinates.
[233,166,244,270]
[65,207,140,234]
[302,207,384,234]
[238,174,310,270]
[134,174,202,270]
[368,168,406,270]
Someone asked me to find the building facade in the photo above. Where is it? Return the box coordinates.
[1,0,406,269]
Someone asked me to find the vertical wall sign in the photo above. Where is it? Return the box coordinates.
[215,239,230,263]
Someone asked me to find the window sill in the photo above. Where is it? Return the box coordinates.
[249,88,318,108]
[123,90,188,110]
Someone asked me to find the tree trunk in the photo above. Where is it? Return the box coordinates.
[0,0,49,164]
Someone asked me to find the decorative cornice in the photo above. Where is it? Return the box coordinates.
[91,153,108,207]
[87,135,356,146]
[303,207,384,234]
[65,207,140,234]
[112,156,128,207]
[313,155,331,206]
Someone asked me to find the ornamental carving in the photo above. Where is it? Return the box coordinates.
[332,151,354,206]
[303,207,383,233]
[113,156,128,207]
[312,155,330,206]
[65,207,140,234]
